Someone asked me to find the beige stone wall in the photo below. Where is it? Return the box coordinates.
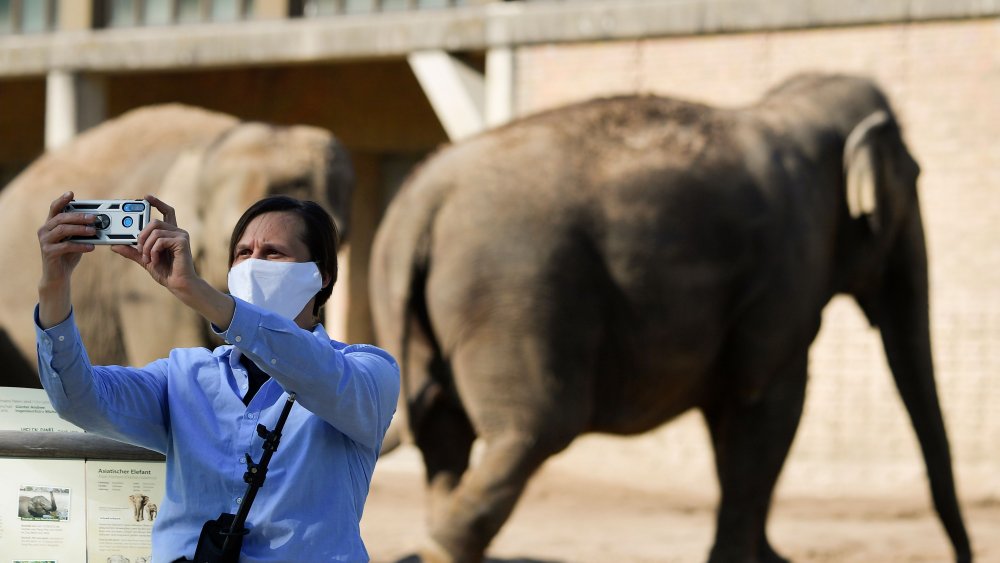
[517,19,1000,499]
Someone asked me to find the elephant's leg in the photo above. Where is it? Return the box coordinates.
[416,395,476,535]
[701,351,808,563]
[424,430,558,563]
[423,334,590,562]
[402,306,479,535]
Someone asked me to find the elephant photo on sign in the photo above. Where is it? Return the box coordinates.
[0,104,353,388]
[18,493,55,519]
[370,73,971,562]
[17,486,67,521]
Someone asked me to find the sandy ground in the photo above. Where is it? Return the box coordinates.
[361,444,999,563]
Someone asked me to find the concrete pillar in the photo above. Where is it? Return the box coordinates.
[45,71,107,151]
[408,50,485,141]
[485,46,515,127]
[327,245,350,341]
[409,47,515,141]
[57,0,95,31]
[254,0,290,20]
[45,71,77,151]
[326,152,381,345]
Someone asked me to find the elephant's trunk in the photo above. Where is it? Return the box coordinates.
[870,209,971,562]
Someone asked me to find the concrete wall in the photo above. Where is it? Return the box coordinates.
[520,18,1000,500]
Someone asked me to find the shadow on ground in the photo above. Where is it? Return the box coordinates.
[393,555,560,563]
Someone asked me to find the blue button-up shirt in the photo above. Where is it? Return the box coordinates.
[35,299,400,562]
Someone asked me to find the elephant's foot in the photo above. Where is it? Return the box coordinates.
[707,542,789,563]
[759,543,789,563]
[417,540,452,563]
[418,536,483,563]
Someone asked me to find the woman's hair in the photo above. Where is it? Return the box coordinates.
[228,195,340,315]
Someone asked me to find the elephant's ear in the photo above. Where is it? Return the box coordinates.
[844,110,891,232]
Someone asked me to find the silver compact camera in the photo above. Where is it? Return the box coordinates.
[64,199,151,245]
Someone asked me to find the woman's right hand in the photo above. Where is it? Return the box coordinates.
[37,191,97,327]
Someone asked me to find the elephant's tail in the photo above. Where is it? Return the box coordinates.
[370,173,450,456]
[387,223,444,454]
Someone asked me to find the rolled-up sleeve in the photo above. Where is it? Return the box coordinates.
[217,299,400,451]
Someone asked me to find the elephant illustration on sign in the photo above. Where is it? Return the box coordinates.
[370,73,971,562]
[0,104,353,388]
[128,494,149,522]
[145,501,158,522]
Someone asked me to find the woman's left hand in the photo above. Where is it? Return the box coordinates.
[112,195,199,293]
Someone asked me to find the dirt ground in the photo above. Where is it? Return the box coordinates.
[361,444,999,563]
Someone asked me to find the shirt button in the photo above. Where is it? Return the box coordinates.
[58,335,65,342]
[247,413,256,420]
[270,358,277,365]
[236,497,242,504]
[234,335,242,343]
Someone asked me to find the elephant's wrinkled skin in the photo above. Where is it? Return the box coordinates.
[0,104,353,388]
[370,74,971,562]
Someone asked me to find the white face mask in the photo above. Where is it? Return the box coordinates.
[227,259,323,321]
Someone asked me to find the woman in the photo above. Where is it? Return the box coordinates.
[36,192,399,562]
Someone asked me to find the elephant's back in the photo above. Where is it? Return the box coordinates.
[398,95,764,381]
[406,93,760,297]
[402,94,752,221]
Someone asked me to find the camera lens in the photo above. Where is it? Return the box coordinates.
[94,214,111,230]
[122,216,134,228]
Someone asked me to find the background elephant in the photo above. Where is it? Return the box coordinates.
[369,73,970,562]
[0,104,353,388]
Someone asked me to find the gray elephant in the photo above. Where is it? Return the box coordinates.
[369,73,971,562]
[0,104,353,388]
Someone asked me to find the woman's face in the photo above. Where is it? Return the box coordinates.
[232,211,312,266]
